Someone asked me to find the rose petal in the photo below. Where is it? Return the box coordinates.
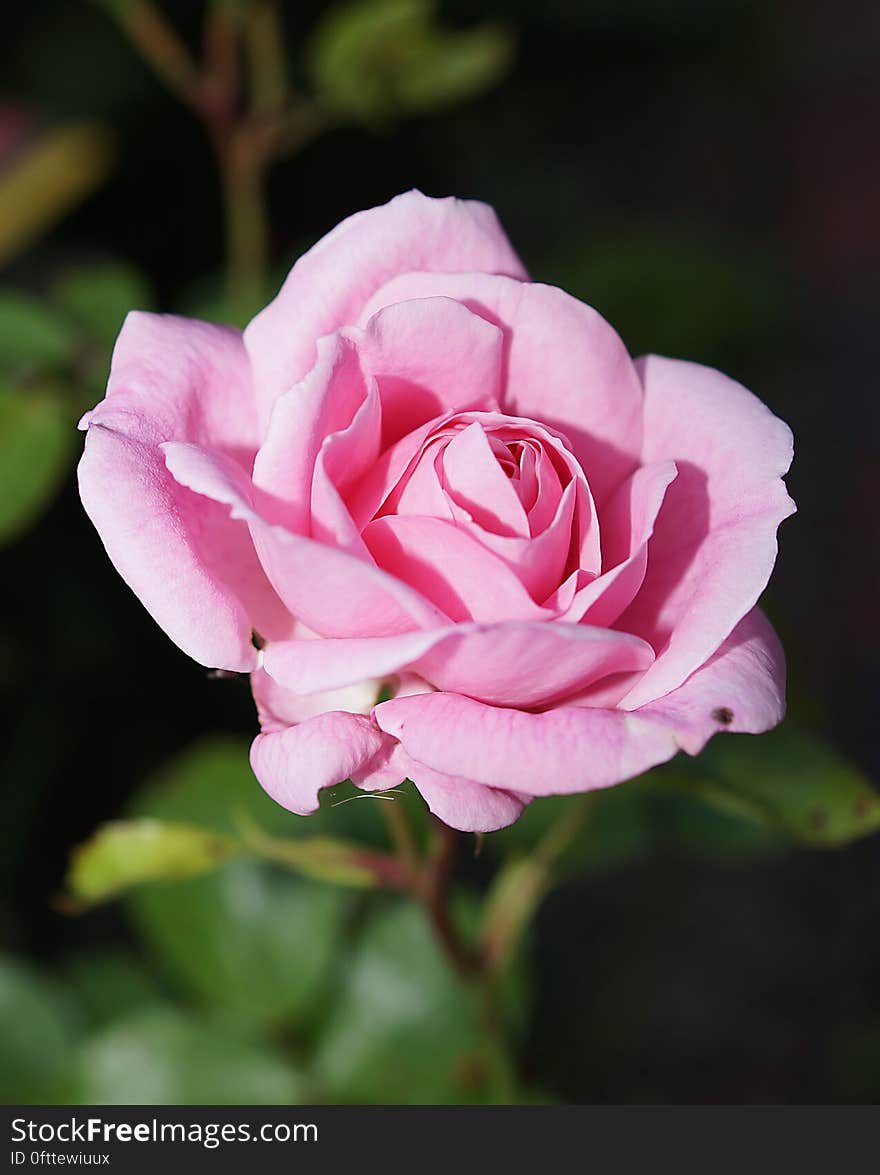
[363,514,553,623]
[360,297,505,445]
[441,421,529,537]
[245,191,526,426]
[251,666,378,732]
[443,479,577,603]
[252,333,372,532]
[554,460,678,625]
[162,440,448,636]
[374,691,679,796]
[79,313,289,670]
[399,752,527,832]
[618,356,796,708]
[250,712,394,816]
[359,273,643,503]
[264,620,655,709]
[374,609,787,797]
[635,607,786,750]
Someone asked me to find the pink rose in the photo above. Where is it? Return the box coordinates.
[78,191,795,832]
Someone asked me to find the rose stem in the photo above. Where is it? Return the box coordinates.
[381,797,421,880]
[422,820,481,979]
[101,0,329,316]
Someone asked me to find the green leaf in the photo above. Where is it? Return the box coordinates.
[0,384,74,545]
[658,726,880,848]
[64,819,241,907]
[0,955,80,1102]
[129,863,349,1032]
[127,736,293,836]
[126,738,350,1029]
[0,123,114,267]
[51,262,151,346]
[541,226,786,364]
[72,1008,307,1105]
[309,0,512,122]
[491,783,655,875]
[314,902,513,1103]
[63,949,165,1030]
[394,24,514,113]
[0,292,76,370]
[239,817,404,888]
[481,855,547,974]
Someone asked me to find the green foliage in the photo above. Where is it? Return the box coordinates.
[0,123,114,268]
[0,383,75,545]
[0,263,151,547]
[542,226,787,364]
[239,820,387,888]
[0,292,76,370]
[51,262,150,347]
[129,864,350,1033]
[309,0,513,123]
[491,781,657,875]
[314,901,513,1103]
[124,737,351,1031]
[65,819,241,906]
[126,736,288,835]
[660,725,880,849]
[0,956,79,1102]
[63,949,165,1030]
[72,1007,307,1105]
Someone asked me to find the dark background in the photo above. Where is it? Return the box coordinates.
[1,0,879,1103]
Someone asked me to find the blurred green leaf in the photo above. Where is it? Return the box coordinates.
[0,956,79,1102]
[65,819,241,907]
[309,0,513,123]
[0,123,114,266]
[51,262,151,346]
[650,780,786,860]
[482,854,547,974]
[127,735,291,835]
[492,782,655,876]
[63,949,165,1029]
[0,384,74,545]
[72,1008,307,1105]
[314,901,513,1103]
[542,226,787,363]
[129,863,350,1032]
[126,738,350,1029]
[394,24,513,112]
[658,726,880,848]
[0,291,76,369]
[240,819,391,888]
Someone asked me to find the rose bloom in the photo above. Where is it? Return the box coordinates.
[79,192,795,832]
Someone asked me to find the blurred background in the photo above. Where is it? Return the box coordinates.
[1,0,879,1104]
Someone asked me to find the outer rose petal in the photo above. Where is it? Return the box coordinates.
[244,191,527,426]
[78,313,289,670]
[637,607,786,752]
[399,752,527,832]
[374,692,679,796]
[250,711,394,816]
[359,273,643,503]
[263,621,654,709]
[618,356,795,709]
[373,608,786,799]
